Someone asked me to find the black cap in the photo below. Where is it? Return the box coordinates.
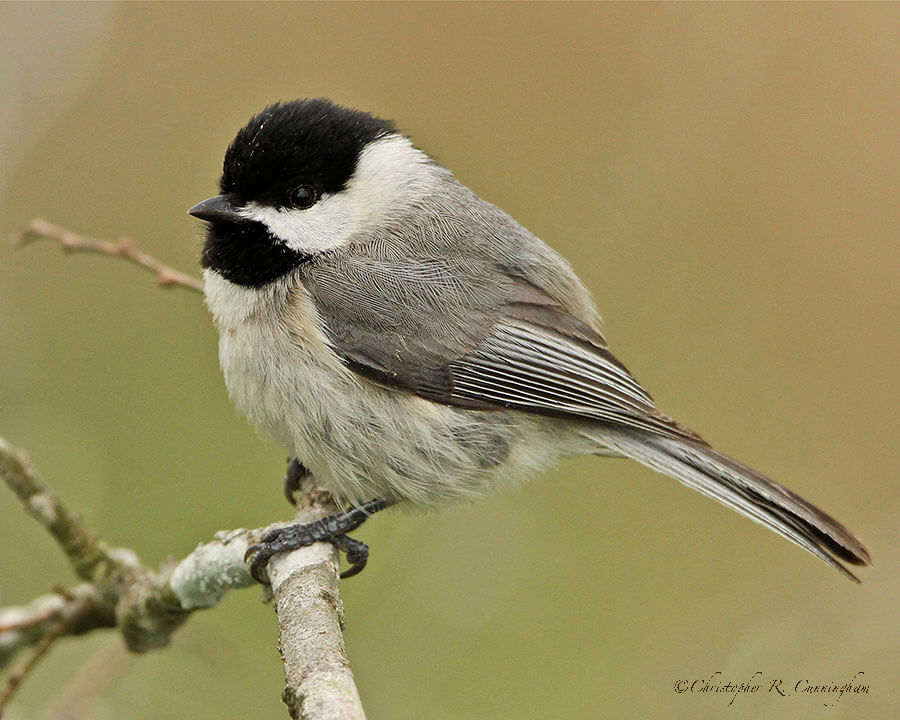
[220,98,395,207]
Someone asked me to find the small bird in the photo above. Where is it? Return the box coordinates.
[189,98,870,582]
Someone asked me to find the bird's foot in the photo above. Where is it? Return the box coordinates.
[245,497,393,583]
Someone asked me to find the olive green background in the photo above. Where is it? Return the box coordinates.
[1,3,897,719]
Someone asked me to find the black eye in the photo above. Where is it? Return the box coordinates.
[289,185,318,209]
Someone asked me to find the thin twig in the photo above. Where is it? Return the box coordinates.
[0,595,67,669]
[9,218,203,293]
[0,618,70,714]
[0,607,60,636]
[0,586,115,671]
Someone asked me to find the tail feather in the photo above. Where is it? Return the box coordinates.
[590,428,871,581]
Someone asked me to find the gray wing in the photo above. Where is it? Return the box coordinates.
[301,253,703,443]
[301,251,870,579]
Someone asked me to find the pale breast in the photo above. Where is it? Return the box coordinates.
[203,269,578,507]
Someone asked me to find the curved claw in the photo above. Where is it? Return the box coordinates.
[244,543,274,584]
[283,458,310,506]
[332,534,370,578]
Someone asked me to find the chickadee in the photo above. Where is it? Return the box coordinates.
[189,98,870,582]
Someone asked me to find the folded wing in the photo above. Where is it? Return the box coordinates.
[301,259,870,580]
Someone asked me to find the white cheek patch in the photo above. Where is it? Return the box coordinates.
[241,195,354,255]
[239,135,437,256]
[345,135,435,222]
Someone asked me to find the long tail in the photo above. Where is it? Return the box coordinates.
[588,427,871,581]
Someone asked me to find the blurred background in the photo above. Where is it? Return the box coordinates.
[1,3,897,718]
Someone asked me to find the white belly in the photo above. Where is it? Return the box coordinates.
[203,269,580,507]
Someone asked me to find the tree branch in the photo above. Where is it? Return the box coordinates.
[9,218,203,292]
[268,482,367,720]
[0,585,112,668]
[4,219,367,718]
[1,433,366,718]
[0,436,114,583]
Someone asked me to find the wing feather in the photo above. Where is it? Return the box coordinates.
[445,323,702,442]
[301,255,700,441]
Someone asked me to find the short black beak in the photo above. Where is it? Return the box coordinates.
[188,194,241,222]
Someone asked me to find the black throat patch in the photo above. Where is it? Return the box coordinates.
[200,218,309,288]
